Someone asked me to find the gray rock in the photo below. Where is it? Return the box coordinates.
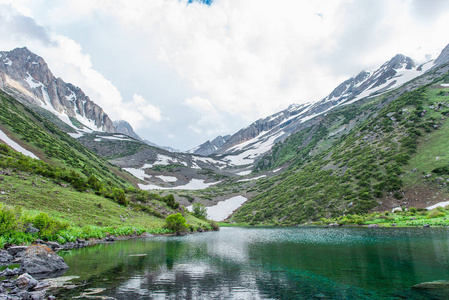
[368,224,380,228]
[0,268,19,277]
[7,246,28,257]
[19,245,68,276]
[423,224,430,228]
[29,291,46,300]
[31,281,50,291]
[43,242,60,251]
[15,273,38,290]
[25,225,39,234]
[0,250,13,264]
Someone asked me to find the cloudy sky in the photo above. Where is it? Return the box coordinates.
[1,0,449,150]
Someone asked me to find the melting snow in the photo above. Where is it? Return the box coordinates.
[99,136,134,141]
[187,196,248,221]
[224,130,284,166]
[123,168,150,181]
[139,179,220,190]
[24,73,43,89]
[272,167,282,173]
[236,170,252,176]
[67,132,84,139]
[427,201,449,210]
[441,84,449,87]
[237,175,266,182]
[0,128,39,159]
[155,175,178,182]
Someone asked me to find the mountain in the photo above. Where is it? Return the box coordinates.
[230,58,449,225]
[0,47,115,134]
[432,43,449,70]
[114,120,142,140]
[187,135,230,156]
[114,119,180,152]
[202,53,436,167]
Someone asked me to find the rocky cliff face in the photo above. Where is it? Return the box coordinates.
[432,43,449,70]
[0,47,115,133]
[188,135,231,156]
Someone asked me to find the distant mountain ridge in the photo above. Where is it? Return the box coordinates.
[187,135,230,156]
[114,120,180,152]
[191,47,449,166]
[0,47,115,133]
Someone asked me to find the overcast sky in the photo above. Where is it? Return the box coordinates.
[1,0,449,150]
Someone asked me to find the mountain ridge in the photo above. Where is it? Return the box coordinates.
[190,49,447,168]
[0,47,116,134]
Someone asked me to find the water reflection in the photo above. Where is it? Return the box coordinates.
[54,227,449,299]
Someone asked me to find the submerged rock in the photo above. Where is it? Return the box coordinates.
[19,245,68,277]
[412,280,449,289]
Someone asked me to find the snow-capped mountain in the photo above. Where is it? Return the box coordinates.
[206,46,449,166]
[187,135,231,156]
[0,47,115,134]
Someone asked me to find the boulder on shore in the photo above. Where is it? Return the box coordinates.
[0,250,13,264]
[19,244,68,278]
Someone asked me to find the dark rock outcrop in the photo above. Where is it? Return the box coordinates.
[19,245,68,277]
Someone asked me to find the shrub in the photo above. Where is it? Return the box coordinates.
[164,194,180,209]
[209,220,220,231]
[112,188,128,206]
[426,210,445,219]
[0,205,17,236]
[32,212,68,239]
[165,213,188,234]
[192,203,208,220]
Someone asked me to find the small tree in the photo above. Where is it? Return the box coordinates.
[192,203,208,220]
[165,213,188,235]
[164,194,180,209]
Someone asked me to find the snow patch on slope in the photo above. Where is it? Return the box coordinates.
[187,196,248,221]
[138,179,220,190]
[0,128,39,159]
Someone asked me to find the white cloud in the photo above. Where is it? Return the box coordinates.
[132,94,162,122]
[184,96,229,137]
[2,0,449,149]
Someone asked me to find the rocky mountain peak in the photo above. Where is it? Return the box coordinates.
[385,54,415,70]
[114,120,142,141]
[432,43,449,70]
[0,47,116,133]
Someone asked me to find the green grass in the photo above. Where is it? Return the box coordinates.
[311,206,449,227]
[0,171,214,246]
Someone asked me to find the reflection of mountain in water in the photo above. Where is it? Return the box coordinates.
[54,227,449,299]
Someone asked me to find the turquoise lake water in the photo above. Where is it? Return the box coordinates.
[54,227,449,299]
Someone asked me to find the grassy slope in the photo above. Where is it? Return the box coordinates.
[230,69,449,225]
[0,90,137,188]
[0,91,214,247]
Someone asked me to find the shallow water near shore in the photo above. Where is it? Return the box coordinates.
[53,227,449,299]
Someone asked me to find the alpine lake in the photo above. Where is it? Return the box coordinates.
[51,226,449,299]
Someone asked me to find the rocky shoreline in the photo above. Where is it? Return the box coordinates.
[0,232,158,300]
[0,230,213,299]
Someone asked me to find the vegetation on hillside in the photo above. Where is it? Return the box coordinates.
[230,71,449,225]
[0,91,217,248]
